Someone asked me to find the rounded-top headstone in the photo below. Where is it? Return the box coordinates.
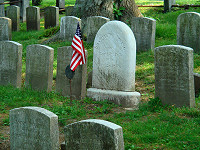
[92,21,136,91]
[177,12,200,53]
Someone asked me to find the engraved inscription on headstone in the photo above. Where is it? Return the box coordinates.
[56,46,87,99]
[6,6,20,31]
[177,12,200,53]
[10,107,59,150]
[26,6,40,31]
[64,119,124,150]
[44,6,59,29]
[0,41,22,88]
[155,45,195,107]
[25,44,54,92]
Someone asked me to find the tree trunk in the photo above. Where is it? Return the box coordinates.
[119,0,143,23]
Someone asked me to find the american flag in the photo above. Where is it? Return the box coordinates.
[70,22,86,71]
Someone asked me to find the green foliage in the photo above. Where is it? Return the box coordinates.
[113,2,125,20]
[39,26,60,39]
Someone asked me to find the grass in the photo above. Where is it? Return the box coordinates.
[1,0,200,149]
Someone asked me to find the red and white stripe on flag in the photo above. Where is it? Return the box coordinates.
[70,23,86,71]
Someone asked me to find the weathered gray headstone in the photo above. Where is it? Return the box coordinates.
[56,46,87,99]
[65,6,74,16]
[60,16,81,42]
[25,44,54,92]
[7,5,20,31]
[0,41,22,88]
[130,17,156,51]
[10,107,59,150]
[0,0,5,17]
[155,45,195,107]
[86,16,110,43]
[164,0,175,12]
[64,119,124,150]
[26,6,40,31]
[87,21,140,109]
[44,6,59,29]
[177,12,200,53]
[56,0,65,9]
[194,73,200,96]
[0,17,12,41]
[17,0,29,22]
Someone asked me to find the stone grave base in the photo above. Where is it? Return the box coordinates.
[87,88,141,109]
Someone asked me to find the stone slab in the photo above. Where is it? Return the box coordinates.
[92,21,136,91]
[0,17,12,41]
[56,46,87,99]
[0,41,22,88]
[130,17,156,51]
[64,119,124,150]
[25,44,54,92]
[10,107,59,150]
[56,0,65,9]
[164,0,175,12]
[86,16,110,43]
[0,0,5,17]
[177,12,200,53]
[60,16,81,42]
[44,6,59,29]
[6,5,20,31]
[87,88,140,109]
[26,6,40,31]
[155,45,195,107]
[17,0,29,22]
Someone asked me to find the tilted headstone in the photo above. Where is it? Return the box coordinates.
[164,0,175,12]
[86,16,110,43]
[56,46,87,99]
[64,119,124,150]
[25,44,54,92]
[56,0,65,9]
[26,6,40,31]
[10,107,59,150]
[0,41,22,88]
[155,45,195,107]
[177,12,200,53]
[130,17,156,52]
[7,5,20,31]
[17,0,29,22]
[87,21,140,109]
[0,17,12,41]
[44,6,59,29]
[0,0,5,17]
[60,16,81,42]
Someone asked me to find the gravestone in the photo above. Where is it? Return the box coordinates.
[87,21,140,109]
[10,107,59,150]
[0,41,22,88]
[7,5,20,31]
[56,0,65,9]
[86,16,110,43]
[65,6,74,16]
[56,46,87,99]
[60,16,81,42]
[44,6,59,29]
[25,44,54,92]
[26,6,40,31]
[177,12,200,53]
[155,45,195,107]
[0,17,12,41]
[17,0,29,22]
[194,73,200,96]
[0,0,5,17]
[130,17,156,51]
[64,119,124,150]
[164,0,175,12]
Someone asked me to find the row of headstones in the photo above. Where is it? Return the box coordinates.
[0,41,86,99]
[0,0,29,22]
[10,106,124,149]
[0,20,196,109]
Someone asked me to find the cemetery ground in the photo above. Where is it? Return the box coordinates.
[1,0,200,149]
